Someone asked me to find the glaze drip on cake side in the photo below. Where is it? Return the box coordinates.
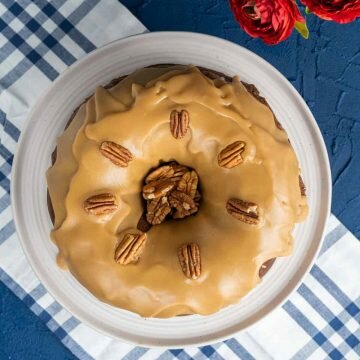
[46,66,308,318]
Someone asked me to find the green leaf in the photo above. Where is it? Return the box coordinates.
[305,6,312,14]
[295,21,309,39]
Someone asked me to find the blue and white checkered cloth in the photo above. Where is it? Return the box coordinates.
[0,1,359,359]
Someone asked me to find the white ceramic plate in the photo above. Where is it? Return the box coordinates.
[12,32,331,348]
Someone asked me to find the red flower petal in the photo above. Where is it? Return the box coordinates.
[229,0,305,45]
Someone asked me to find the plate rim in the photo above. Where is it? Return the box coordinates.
[11,31,332,348]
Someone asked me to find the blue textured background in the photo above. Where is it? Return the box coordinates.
[1,1,359,358]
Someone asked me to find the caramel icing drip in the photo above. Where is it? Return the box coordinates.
[46,66,308,317]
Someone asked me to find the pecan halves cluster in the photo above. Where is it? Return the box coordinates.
[140,163,201,227]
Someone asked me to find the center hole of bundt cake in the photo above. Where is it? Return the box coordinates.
[137,161,201,232]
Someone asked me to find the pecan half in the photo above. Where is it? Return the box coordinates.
[100,141,133,167]
[170,110,190,139]
[114,233,147,265]
[177,171,198,199]
[299,175,306,196]
[146,196,171,225]
[226,198,260,225]
[218,141,246,169]
[84,193,117,215]
[178,243,201,279]
[145,163,188,184]
[145,165,175,184]
[169,190,197,219]
[143,179,175,200]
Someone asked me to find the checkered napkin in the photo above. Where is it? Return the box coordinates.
[0,1,359,359]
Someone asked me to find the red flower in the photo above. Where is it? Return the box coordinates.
[301,0,360,23]
[229,0,305,45]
